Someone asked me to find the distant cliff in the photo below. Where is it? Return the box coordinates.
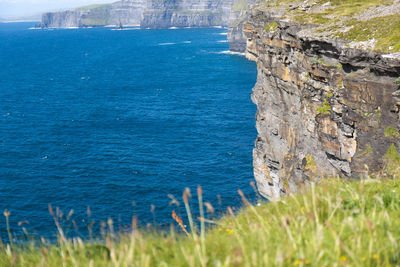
[39,0,251,29]
[40,1,145,28]
[227,0,256,52]
[243,1,400,200]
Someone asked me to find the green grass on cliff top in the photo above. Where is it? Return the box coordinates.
[261,0,400,53]
[75,3,111,11]
[1,175,400,266]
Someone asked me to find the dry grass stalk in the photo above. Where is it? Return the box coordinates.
[171,210,189,236]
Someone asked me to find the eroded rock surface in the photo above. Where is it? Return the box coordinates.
[245,10,400,200]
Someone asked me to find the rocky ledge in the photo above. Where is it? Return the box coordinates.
[244,10,400,200]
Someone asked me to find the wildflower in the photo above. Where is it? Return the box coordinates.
[226,229,234,234]
[372,254,379,259]
[340,256,347,261]
[305,259,311,264]
[294,259,301,265]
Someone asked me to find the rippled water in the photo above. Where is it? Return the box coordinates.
[0,22,257,239]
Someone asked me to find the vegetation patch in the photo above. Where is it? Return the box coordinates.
[305,154,317,173]
[336,78,344,89]
[264,21,278,32]
[395,77,400,86]
[334,63,343,72]
[384,144,400,177]
[257,0,400,52]
[357,145,373,158]
[312,56,324,65]
[317,99,331,114]
[384,126,400,138]
[75,4,111,11]
[336,15,400,53]
[293,12,333,25]
[232,0,248,11]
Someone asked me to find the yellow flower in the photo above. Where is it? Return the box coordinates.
[372,254,379,259]
[340,256,347,261]
[305,259,311,264]
[294,260,301,265]
[226,229,233,234]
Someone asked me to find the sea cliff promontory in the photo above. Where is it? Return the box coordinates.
[243,0,400,200]
[38,0,253,29]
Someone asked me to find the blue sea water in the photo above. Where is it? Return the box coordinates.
[0,22,257,240]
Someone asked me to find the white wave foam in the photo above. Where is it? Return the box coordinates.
[217,40,228,43]
[217,50,245,56]
[106,23,140,28]
[158,41,191,45]
[111,28,139,31]
[169,27,178,29]
[217,32,228,36]
[47,27,79,29]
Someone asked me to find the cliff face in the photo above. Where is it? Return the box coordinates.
[108,0,147,26]
[141,0,235,28]
[39,0,247,28]
[41,11,84,28]
[245,10,400,200]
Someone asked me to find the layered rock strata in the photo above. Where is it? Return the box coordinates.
[141,0,235,28]
[245,10,400,200]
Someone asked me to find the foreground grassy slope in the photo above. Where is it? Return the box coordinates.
[1,177,399,266]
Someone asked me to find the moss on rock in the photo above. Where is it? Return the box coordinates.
[384,126,400,138]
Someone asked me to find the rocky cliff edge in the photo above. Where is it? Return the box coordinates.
[244,1,400,200]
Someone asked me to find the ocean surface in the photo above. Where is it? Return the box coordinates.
[0,22,257,240]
